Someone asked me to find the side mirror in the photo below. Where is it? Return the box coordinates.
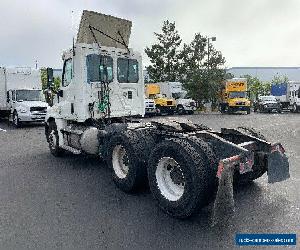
[47,68,54,88]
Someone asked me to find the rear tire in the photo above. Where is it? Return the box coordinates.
[106,129,155,192]
[148,138,215,218]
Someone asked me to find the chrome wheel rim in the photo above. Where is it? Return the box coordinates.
[49,130,57,150]
[155,157,185,201]
[112,145,129,179]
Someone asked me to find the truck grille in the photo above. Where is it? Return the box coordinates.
[30,107,47,112]
[236,102,245,105]
[167,101,173,105]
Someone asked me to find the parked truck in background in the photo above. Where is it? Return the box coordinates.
[0,67,48,127]
[157,82,196,114]
[144,95,156,116]
[145,83,176,115]
[271,81,300,112]
[44,10,290,223]
[219,78,251,114]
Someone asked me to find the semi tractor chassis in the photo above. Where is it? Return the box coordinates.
[45,117,290,225]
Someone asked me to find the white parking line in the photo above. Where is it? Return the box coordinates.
[0,128,7,132]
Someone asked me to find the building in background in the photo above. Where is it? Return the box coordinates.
[227,67,300,82]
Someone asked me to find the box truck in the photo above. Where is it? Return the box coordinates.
[219,78,251,114]
[0,67,48,127]
[157,82,196,114]
[271,81,300,112]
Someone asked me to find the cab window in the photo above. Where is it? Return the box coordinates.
[117,58,139,83]
[86,54,113,83]
[62,59,73,87]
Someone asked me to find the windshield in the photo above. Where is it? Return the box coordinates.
[172,92,186,99]
[86,54,113,83]
[16,90,43,101]
[228,91,247,98]
[117,58,139,83]
[260,96,277,102]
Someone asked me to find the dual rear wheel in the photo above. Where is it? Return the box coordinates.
[107,132,216,218]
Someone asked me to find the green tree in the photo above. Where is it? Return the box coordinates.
[40,68,48,90]
[179,33,226,106]
[145,20,182,82]
[40,67,61,92]
[241,75,272,100]
[271,75,289,85]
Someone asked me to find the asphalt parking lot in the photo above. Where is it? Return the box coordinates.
[0,112,299,249]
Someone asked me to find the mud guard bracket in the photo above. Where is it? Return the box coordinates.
[211,156,240,226]
[267,143,290,183]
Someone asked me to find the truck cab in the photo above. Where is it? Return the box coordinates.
[158,82,196,115]
[7,88,48,126]
[145,83,176,115]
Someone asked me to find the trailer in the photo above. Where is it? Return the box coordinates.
[0,67,48,126]
[44,10,290,225]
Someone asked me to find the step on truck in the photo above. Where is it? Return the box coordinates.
[0,67,48,127]
[45,10,290,225]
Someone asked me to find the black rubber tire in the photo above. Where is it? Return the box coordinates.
[106,128,156,192]
[12,111,22,128]
[177,105,185,115]
[235,127,267,184]
[246,107,251,114]
[147,138,215,219]
[47,121,63,157]
[187,110,194,115]
[156,105,162,116]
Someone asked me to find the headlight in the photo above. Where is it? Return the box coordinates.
[20,109,27,113]
[264,104,268,107]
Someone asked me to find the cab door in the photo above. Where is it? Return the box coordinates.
[57,58,75,119]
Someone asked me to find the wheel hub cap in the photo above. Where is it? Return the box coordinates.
[112,145,129,179]
[155,157,185,201]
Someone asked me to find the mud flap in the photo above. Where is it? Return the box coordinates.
[211,158,236,227]
[267,145,290,183]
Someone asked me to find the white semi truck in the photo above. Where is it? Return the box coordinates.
[157,82,196,114]
[44,10,290,223]
[0,67,48,126]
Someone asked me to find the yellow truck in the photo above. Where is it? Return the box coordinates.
[219,78,251,114]
[145,83,176,115]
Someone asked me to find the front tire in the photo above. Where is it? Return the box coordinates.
[177,105,185,115]
[12,111,22,128]
[148,138,215,218]
[47,121,63,157]
[293,103,298,113]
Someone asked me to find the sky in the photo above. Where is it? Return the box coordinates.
[0,0,300,69]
